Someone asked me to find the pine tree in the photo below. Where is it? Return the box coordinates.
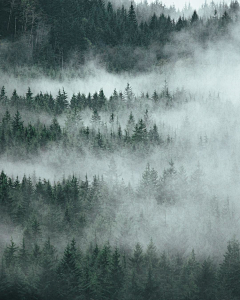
[91,110,101,125]
[180,250,199,300]
[220,11,231,31]
[126,2,139,45]
[124,83,134,103]
[55,89,68,115]
[0,86,7,104]
[11,89,20,107]
[152,90,159,102]
[138,163,158,198]
[109,247,124,299]
[26,87,33,109]
[157,160,177,204]
[12,110,24,139]
[48,93,55,112]
[219,239,240,299]
[49,117,61,140]
[143,267,159,300]
[98,89,106,109]
[132,119,147,143]
[0,171,11,207]
[39,238,59,300]
[149,13,158,31]
[32,243,41,264]
[197,258,217,300]
[2,110,11,126]
[191,10,199,24]
[176,16,185,31]
[129,243,145,299]
[4,238,18,268]
[18,238,29,272]
[31,217,42,242]
[148,123,161,144]
[126,111,135,135]
[128,2,138,29]
[57,239,81,300]
[97,244,112,300]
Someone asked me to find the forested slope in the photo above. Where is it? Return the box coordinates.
[1,0,240,299]
[0,0,239,72]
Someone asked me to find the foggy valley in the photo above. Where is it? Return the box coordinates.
[1,0,240,299]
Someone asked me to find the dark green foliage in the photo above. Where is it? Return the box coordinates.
[12,110,24,138]
[55,89,68,115]
[191,10,200,24]
[0,171,11,207]
[49,117,61,140]
[219,239,240,299]
[4,238,18,268]
[180,250,200,300]
[197,258,217,300]
[132,119,147,143]
[57,239,81,299]
[0,0,236,72]
[0,86,7,104]
[1,228,240,300]
[109,247,124,299]
[38,238,59,300]
[26,88,33,109]
[1,2,240,298]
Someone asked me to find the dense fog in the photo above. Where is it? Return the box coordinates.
[1,1,240,299]
[2,31,240,255]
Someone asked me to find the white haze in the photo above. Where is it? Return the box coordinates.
[2,20,240,257]
[135,0,232,10]
[3,24,240,102]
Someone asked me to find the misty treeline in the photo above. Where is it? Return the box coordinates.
[0,157,229,234]
[0,83,237,242]
[0,104,238,300]
[2,1,240,298]
[0,0,240,72]
[0,83,184,158]
[1,78,240,299]
[1,236,240,300]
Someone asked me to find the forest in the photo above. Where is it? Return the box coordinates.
[0,0,240,73]
[2,0,240,299]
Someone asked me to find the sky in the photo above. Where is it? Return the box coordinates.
[134,0,231,10]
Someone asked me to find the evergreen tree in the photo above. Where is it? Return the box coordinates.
[12,110,24,139]
[219,239,240,299]
[138,163,158,198]
[191,10,200,24]
[0,171,11,207]
[197,258,217,300]
[57,239,81,300]
[132,119,147,143]
[49,117,61,140]
[18,238,29,272]
[180,250,199,300]
[55,89,68,115]
[91,110,101,125]
[97,244,112,300]
[26,87,33,109]
[38,238,59,300]
[0,86,7,104]
[126,111,135,135]
[109,247,124,299]
[127,2,138,44]
[98,89,106,109]
[129,243,145,299]
[4,238,18,268]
